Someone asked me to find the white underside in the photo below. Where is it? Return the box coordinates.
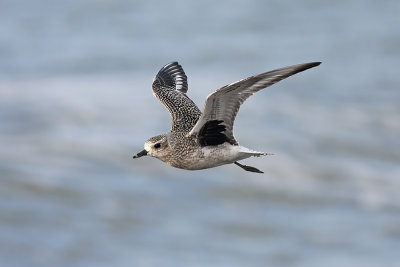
[186,143,268,170]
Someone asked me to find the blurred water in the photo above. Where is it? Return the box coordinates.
[1,0,400,266]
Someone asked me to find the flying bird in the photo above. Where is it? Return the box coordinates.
[133,61,321,173]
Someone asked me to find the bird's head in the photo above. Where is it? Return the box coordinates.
[133,134,170,160]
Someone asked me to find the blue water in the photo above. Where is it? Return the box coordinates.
[1,0,400,266]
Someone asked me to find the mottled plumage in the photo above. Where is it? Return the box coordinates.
[152,62,201,133]
[133,61,321,173]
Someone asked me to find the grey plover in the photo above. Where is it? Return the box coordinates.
[133,61,320,173]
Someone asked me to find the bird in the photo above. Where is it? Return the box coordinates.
[133,61,321,173]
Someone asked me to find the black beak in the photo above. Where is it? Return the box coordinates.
[133,149,147,159]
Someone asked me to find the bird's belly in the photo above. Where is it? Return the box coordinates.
[178,144,250,170]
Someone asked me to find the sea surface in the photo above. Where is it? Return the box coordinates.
[1,0,400,266]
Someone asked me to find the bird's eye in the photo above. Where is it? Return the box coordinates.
[154,143,161,149]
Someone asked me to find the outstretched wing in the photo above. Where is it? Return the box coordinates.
[152,62,201,133]
[188,62,321,145]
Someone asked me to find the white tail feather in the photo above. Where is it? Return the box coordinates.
[238,146,273,157]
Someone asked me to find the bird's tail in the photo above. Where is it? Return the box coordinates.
[238,146,273,158]
[252,152,274,157]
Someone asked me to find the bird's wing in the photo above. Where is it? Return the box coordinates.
[152,62,202,133]
[188,62,321,145]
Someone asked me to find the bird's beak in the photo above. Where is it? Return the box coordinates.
[133,149,147,159]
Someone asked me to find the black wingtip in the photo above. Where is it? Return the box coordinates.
[153,61,188,93]
[291,61,321,74]
[307,62,322,68]
[303,61,322,69]
[164,61,179,68]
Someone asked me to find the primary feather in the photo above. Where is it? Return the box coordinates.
[189,62,321,144]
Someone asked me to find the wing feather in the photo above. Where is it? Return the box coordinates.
[152,62,201,133]
[189,62,321,143]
